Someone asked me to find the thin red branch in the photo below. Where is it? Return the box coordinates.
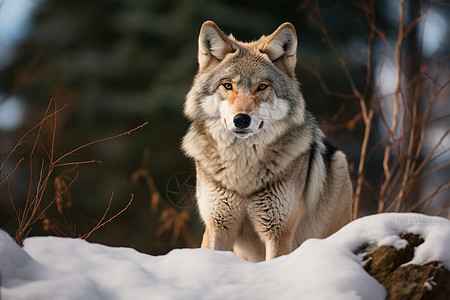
[53,122,148,165]
[81,193,134,240]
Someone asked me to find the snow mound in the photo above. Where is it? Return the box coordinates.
[0,213,449,300]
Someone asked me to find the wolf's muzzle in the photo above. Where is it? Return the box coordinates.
[233,114,251,129]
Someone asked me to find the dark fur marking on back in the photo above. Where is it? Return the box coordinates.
[323,140,337,170]
[305,141,317,182]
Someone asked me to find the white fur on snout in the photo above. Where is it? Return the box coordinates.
[218,96,291,140]
[220,101,234,129]
[220,101,263,138]
[259,102,270,120]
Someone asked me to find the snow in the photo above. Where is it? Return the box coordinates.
[424,277,436,291]
[377,234,408,249]
[0,213,449,300]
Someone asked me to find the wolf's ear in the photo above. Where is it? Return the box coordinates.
[261,23,297,76]
[198,21,234,72]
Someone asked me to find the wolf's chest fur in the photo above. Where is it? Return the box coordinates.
[212,138,275,195]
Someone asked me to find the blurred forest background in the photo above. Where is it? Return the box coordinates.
[0,0,449,255]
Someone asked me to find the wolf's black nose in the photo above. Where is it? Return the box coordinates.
[233,114,251,129]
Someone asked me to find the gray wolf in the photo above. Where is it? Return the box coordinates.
[182,21,353,262]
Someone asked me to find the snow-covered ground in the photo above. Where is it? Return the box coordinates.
[1,213,449,300]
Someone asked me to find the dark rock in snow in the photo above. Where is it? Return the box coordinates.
[358,233,450,300]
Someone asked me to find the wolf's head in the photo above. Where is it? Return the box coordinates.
[185,21,305,141]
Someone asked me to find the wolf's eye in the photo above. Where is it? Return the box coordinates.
[257,83,269,91]
[222,83,233,90]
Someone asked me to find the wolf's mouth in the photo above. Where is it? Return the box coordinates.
[232,121,264,135]
[232,129,253,139]
[233,130,250,135]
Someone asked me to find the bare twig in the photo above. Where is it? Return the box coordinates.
[80,193,134,240]
[53,122,148,165]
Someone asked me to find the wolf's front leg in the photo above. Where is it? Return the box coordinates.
[248,191,300,260]
[201,223,238,251]
[196,177,242,251]
[248,213,296,260]
[264,229,294,260]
